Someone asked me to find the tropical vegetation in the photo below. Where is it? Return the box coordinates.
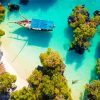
[68,5,100,54]
[0,71,17,100]
[0,72,16,93]
[96,58,100,77]
[86,58,100,100]
[0,4,5,22]
[10,49,72,100]
[86,80,100,100]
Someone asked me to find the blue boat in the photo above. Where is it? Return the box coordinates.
[13,19,55,31]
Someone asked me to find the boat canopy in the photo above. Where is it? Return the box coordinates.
[30,19,54,30]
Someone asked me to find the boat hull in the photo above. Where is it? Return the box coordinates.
[16,20,54,31]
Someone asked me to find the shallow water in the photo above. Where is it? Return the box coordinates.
[1,0,100,99]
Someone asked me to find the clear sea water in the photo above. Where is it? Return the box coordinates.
[1,0,100,99]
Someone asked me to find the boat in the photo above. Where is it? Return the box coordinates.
[11,19,55,31]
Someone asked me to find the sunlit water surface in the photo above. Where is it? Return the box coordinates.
[1,0,100,99]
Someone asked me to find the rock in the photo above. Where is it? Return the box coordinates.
[74,45,85,54]
[8,4,20,11]
[68,16,75,24]
[11,84,17,91]
[72,80,79,84]
[94,10,100,16]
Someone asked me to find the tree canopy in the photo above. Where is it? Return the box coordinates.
[96,58,100,76]
[68,5,100,54]
[10,87,36,100]
[11,49,72,100]
[86,80,100,100]
[0,4,5,22]
[0,72,16,93]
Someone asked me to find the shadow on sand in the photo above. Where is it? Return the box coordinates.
[9,27,52,47]
[20,0,57,12]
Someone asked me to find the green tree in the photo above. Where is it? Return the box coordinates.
[0,72,16,93]
[96,58,100,76]
[52,73,72,100]
[86,80,100,100]
[68,5,100,54]
[69,5,89,28]
[40,48,65,75]
[10,87,36,100]
[41,75,54,99]
[0,5,5,22]
[91,16,100,26]
[40,48,63,68]
[27,69,43,86]
[11,49,72,100]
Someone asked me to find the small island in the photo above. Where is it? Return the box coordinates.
[68,5,100,54]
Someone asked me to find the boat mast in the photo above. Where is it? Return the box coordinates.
[19,12,29,22]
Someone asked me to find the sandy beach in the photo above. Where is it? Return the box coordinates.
[0,22,90,99]
[0,0,100,99]
[0,47,28,90]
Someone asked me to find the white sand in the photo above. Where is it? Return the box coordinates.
[0,49,28,90]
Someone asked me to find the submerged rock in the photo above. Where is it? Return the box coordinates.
[8,4,20,11]
[94,10,100,16]
[68,16,75,24]
[72,80,79,84]
[74,45,85,54]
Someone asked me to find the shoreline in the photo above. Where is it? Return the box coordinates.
[0,48,28,90]
[1,45,84,99]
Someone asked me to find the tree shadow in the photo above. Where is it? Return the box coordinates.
[9,27,52,47]
[64,26,84,70]
[64,26,73,42]
[94,41,100,59]
[63,26,73,51]
[89,69,98,82]
[20,0,57,12]
[0,93,10,100]
[66,50,84,70]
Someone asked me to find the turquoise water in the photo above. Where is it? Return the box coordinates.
[1,0,100,99]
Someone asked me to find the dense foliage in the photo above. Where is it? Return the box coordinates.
[10,87,35,100]
[86,58,100,100]
[68,5,100,54]
[0,4,5,22]
[27,69,43,86]
[96,58,100,77]
[0,72,16,93]
[86,80,100,100]
[40,48,65,75]
[68,5,89,28]
[11,49,72,100]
